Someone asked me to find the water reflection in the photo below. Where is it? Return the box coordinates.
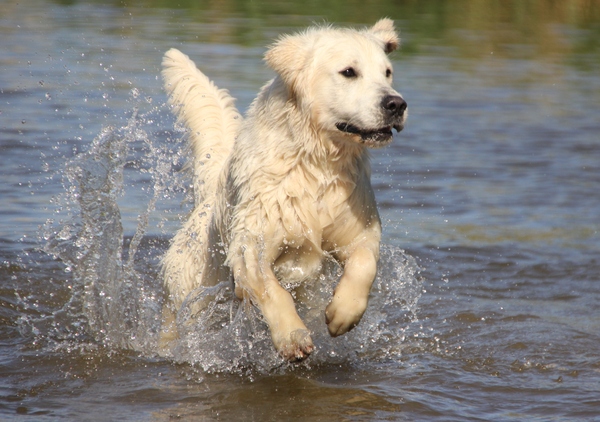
[45,0,600,67]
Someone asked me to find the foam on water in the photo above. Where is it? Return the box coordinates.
[40,102,423,375]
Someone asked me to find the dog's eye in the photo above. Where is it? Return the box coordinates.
[386,68,392,78]
[340,67,357,78]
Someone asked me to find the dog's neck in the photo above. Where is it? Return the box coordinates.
[258,76,370,170]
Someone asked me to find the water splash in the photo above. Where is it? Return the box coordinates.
[170,248,422,375]
[42,98,180,355]
[40,100,423,374]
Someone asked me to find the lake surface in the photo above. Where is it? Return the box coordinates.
[2,0,600,420]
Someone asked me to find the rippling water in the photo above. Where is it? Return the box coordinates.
[2,1,599,420]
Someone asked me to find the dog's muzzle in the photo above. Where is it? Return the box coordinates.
[335,95,407,147]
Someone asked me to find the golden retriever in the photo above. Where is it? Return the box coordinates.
[160,19,407,361]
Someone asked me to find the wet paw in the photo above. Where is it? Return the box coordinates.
[277,329,314,362]
[325,296,367,337]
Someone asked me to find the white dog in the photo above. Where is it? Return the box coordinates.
[160,19,407,361]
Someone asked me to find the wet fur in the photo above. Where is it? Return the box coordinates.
[160,19,407,361]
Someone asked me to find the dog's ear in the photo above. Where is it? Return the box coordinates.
[264,34,309,89]
[369,18,399,54]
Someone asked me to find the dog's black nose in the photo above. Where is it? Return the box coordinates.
[381,95,407,116]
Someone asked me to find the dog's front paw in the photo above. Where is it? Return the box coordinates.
[275,329,314,362]
[325,295,368,337]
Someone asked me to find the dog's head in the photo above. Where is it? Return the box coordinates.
[265,18,407,148]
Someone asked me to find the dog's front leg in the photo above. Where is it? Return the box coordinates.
[232,247,314,361]
[325,245,378,337]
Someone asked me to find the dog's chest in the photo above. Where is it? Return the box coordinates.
[297,176,359,250]
[273,178,357,286]
[275,159,369,256]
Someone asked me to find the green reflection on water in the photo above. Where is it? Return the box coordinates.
[68,0,600,68]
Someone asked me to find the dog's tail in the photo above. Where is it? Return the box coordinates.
[162,48,242,205]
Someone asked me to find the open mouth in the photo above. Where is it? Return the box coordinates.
[335,122,403,146]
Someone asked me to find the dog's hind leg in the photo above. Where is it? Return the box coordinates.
[157,302,178,353]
